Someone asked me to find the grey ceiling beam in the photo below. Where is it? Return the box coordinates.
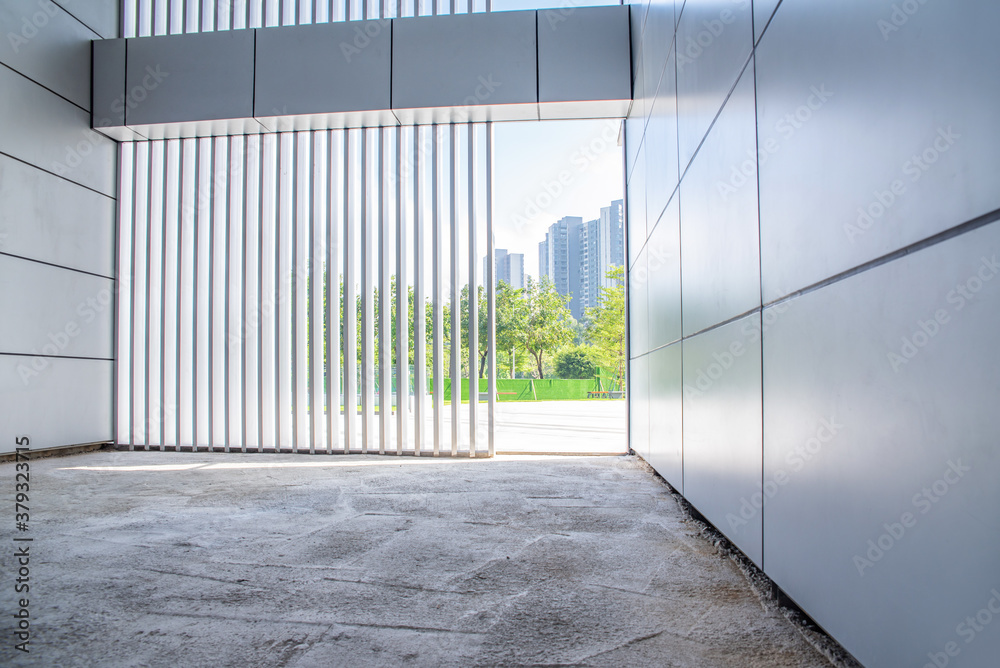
[92,6,631,141]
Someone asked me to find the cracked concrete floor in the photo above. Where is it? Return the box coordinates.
[1,452,838,667]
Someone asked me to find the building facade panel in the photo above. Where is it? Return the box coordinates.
[647,340,682,491]
[0,356,112,450]
[646,194,680,351]
[679,62,760,336]
[762,221,1000,667]
[0,153,115,276]
[0,0,97,109]
[682,313,763,567]
[674,0,753,173]
[626,0,1000,663]
[756,0,1000,302]
[0,0,117,455]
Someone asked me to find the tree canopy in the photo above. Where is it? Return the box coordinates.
[322,266,626,387]
[584,265,626,388]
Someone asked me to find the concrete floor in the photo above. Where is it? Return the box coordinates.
[2,452,846,667]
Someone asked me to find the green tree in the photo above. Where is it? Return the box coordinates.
[553,346,599,379]
[495,281,525,379]
[518,276,574,380]
[585,265,626,388]
[459,284,488,378]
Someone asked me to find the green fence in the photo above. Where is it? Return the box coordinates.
[436,377,623,402]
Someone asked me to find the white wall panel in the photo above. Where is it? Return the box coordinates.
[683,314,763,567]
[756,0,1000,302]
[675,0,752,173]
[0,0,96,109]
[628,245,648,357]
[0,255,113,359]
[626,140,647,264]
[58,0,119,38]
[2,0,117,456]
[647,340,681,490]
[680,62,759,335]
[643,43,678,236]
[626,1,1000,665]
[0,154,115,276]
[0,65,117,196]
[639,0,673,124]
[628,355,649,461]
[645,194,680,350]
[0,357,112,453]
[752,0,779,43]
[763,221,1000,668]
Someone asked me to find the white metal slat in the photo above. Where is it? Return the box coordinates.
[449,124,460,456]
[467,123,477,457]
[259,133,278,450]
[146,141,164,449]
[413,126,425,456]
[432,124,443,456]
[194,138,211,450]
[178,139,196,448]
[343,129,358,453]
[378,130,391,455]
[293,132,310,452]
[116,143,133,447]
[309,131,326,453]
[486,122,495,457]
[132,142,148,448]
[395,126,408,454]
[361,129,375,453]
[277,133,294,451]
[120,0,497,457]
[162,140,180,448]
[326,129,342,454]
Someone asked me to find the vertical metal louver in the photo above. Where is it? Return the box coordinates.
[117,0,496,456]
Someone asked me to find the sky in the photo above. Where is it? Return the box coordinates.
[493,118,625,279]
[486,0,625,279]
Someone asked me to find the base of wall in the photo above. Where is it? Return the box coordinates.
[0,441,113,463]
[638,457,864,668]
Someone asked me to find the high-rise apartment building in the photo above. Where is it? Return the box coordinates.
[485,249,525,290]
[538,216,579,300]
[539,202,623,320]
[580,199,624,316]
